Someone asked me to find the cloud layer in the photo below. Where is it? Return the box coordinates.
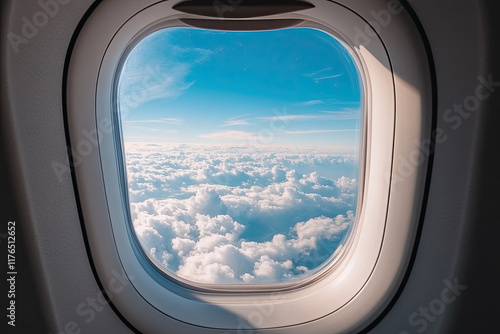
[126,143,358,283]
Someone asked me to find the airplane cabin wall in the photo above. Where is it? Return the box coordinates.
[1,0,499,333]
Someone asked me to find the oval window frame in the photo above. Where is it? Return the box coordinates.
[66,0,432,332]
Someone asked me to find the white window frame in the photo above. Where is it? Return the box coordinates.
[66,0,432,333]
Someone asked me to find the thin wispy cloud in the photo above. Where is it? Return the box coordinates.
[282,129,358,135]
[293,99,361,107]
[257,115,317,122]
[220,113,255,126]
[124,135,180,142]
[221,120,253,127]
[314,74,343,81]
[294,99,326,106]
[230,113,254,119]
[304,67,343,81]
[124,126,178,134]
[119,42,215,110]
[330,107,360,112]
[199,131,258,141]
[124,118,183,125]
[319,110,361,119]
[173,46,214,64]
[119,64,195,109]
[258,111,359,122]
[304,67,333,78]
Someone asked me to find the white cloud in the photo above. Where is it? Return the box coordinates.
[335,176,358,192]
[294,214,353,240]
[125,143,359,283]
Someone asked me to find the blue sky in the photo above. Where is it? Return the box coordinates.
[118,27,362,148]
[120,27,362,283]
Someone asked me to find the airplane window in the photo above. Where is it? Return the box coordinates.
[117,27,363,285]
[67,0,431,330]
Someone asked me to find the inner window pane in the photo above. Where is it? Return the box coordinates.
[117,26,362,284]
